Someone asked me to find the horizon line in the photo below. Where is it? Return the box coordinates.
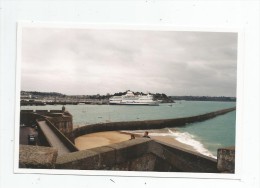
[20,90,236,98]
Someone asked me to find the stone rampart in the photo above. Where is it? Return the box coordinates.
[150,140,218,173]
[56,138,151,170]
[36,120,52,147]
[20,111,44,125]
[217,147,235,173]
[19,145,58,169]
[43,119,78,152]
[49,110,63,113]
[55,138,219,172]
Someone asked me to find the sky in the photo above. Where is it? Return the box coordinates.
[21,27,237,97]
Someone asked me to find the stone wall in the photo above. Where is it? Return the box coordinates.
[20,110,75,143]
[46,116,73,136]
[20,111,43,126]
[151,140,218,173]
[19,145,58,169]
[20,138,235,173]
[43,119,78,152]
[55,138,219,172]
[56,138,151,170]
[217,147,235,173]
[36,123,52,147]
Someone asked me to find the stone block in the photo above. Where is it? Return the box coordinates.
[109,138,151,164]
[151,141,218,173]
[111,153,157,171]
[129,153,157,171]
[19,145,58,169]
[56,149,99,170]
[91,146,116,169]
[217,147,235,173]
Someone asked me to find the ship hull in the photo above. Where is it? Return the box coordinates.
[109,102,159,106]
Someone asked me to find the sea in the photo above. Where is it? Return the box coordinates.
[21,100,236,159]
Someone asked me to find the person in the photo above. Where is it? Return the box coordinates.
[143,131,150,138]
[62,105,66,112]
[129,134,135,140]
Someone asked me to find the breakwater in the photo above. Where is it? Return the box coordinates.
[72,107,236,138]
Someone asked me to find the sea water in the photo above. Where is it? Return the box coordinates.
[21,101,236,158]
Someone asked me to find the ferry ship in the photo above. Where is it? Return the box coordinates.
[109,91,160,106]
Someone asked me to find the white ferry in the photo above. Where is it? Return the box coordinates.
[109,91,160,106]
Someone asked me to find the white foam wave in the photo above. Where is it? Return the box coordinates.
[121,129,217,159]
[166,129,217,159]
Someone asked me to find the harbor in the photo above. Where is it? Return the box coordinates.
[19,106,235,172]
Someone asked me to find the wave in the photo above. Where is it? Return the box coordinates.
[122,129,217,159]
[166,129,217,159]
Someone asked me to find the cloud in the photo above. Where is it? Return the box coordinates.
[21,27,237,96]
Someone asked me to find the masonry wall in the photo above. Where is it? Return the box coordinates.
[151,140,218,173]
[55,138,219,172]
[20,110,75,143]
[20,111,43,126]
[19,145,58,169]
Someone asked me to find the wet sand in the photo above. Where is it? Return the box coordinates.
[75,131,197,153]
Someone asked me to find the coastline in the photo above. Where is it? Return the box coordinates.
[75,131,198,154]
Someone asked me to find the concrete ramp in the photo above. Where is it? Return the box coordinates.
[38,121,71,156]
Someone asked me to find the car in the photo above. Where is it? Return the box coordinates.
[28,134,36,145]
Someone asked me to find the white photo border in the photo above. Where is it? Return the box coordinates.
[14,21,244,180]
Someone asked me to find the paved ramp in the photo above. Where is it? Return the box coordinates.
[38,121,70,156]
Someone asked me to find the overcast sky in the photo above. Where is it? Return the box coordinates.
[21,27,237,96]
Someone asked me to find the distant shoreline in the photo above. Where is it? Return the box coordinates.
[20,90,236,104]
[171,96,236,102]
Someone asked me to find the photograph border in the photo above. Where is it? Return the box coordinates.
[14,21,244,180]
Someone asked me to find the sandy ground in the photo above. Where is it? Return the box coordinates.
[75,131,131,150]
[75,131,197,153]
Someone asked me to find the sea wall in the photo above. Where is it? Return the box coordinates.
[72,107,236,138]
[55,138,219,172]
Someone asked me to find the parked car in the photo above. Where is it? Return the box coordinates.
[28,134,36,145]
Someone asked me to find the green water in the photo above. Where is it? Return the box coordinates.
[176,110,236,157]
